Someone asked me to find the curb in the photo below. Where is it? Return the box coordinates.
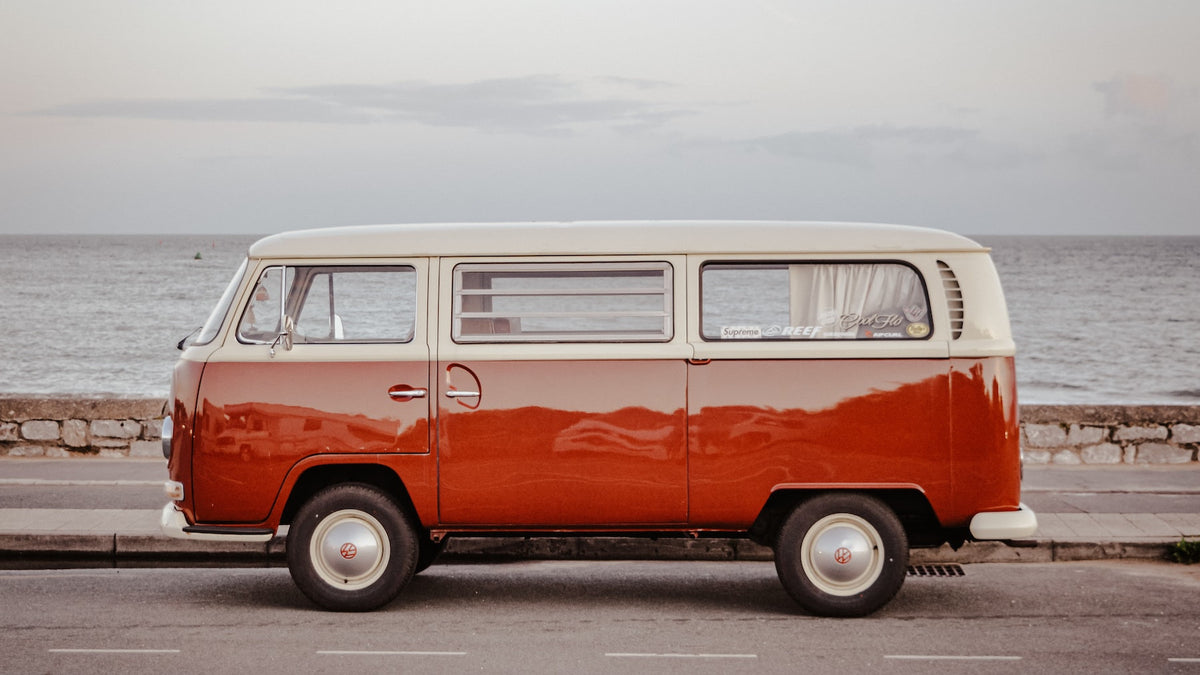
[0,534,1178,567]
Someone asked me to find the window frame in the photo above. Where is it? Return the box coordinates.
[698,259,935,343]
[451,261,675,344]
[234,263,420,346]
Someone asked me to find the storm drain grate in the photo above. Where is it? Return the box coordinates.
[907,564,965,577]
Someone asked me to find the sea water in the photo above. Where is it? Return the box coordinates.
[0,233,1196,404]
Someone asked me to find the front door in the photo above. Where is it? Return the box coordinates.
[193,261,430,523]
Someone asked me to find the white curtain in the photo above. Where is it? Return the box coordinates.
[788,264,926,336]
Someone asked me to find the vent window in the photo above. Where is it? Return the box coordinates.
[937,261,964,340]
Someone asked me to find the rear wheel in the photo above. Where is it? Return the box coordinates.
[774,493,908,617]
[287,483,418,611]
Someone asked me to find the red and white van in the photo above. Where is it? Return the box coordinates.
[161,221,1036,616]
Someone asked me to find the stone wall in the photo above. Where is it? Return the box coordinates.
[0,397,165,458]
[1020,405,1200,465]
[1,398,1197,464]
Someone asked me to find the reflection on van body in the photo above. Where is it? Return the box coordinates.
[160,221,1035,618]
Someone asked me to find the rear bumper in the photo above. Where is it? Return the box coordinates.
[968,503,1038,540]
[159,503,274,543]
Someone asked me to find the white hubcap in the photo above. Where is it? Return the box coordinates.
[310,509,390,590]
[800,513,885,596]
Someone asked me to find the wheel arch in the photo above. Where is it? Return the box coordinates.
[279,462,418,526]
[749,486,945,548]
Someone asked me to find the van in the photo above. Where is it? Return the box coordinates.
[161,220,1036,617]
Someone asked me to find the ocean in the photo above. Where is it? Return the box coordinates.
[0,233,1196,405]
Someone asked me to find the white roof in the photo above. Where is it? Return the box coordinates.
[248,220,986,259]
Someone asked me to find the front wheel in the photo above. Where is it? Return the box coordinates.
[774,493,908,617]
[287,483,418,611]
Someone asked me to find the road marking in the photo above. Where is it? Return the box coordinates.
[886,655,1021,661]
[49,649,180,654]
[318,650,467,656]
[606,653,757,659]
[1168,658,1200,663]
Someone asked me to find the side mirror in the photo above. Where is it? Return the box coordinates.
[269,316,295,357]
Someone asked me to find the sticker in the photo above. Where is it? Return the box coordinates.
[764,325,822,338]
[906,322,930,338]
[903,304,928,322]
[721,326,762,339]
[840,313,903,331]
[818,309,840,326]
[340,543,358,560]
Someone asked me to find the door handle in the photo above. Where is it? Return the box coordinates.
[444,363,483,409]
[387,386,428,401]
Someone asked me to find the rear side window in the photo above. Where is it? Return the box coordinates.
[453,262,673,343]
[237,265,417,344]
[701,262,931,340]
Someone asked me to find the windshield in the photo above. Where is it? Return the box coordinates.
[190,258,249,347]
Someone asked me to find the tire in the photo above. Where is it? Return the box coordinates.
[414,535,447,575]
[773,493,908,617]
[287,483,418,611]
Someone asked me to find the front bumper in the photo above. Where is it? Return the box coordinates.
[968,502,1038,540]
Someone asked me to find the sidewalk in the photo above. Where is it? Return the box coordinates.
[0,461,1198,565]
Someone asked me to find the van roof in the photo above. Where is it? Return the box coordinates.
[248,220,986,259]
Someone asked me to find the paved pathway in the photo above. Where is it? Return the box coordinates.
[1,460,1198,563]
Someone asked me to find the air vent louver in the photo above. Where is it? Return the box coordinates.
[937,261,964,340]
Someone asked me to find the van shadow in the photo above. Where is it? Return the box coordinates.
[186,561,802,616]
[406,561,794,613]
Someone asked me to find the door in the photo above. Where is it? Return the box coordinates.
[435,259,690,526]
[193,261,431,523]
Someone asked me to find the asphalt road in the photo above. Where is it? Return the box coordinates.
[2,560,1199,673]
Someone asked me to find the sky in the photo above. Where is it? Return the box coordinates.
[1,1,1198,236]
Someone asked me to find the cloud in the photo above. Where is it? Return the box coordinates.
[1093,74,1175,117]
[1066,125,1197,171]
[591,76,675,91]
[30,75,691,137]
[1076,74,1199,171]
[38,97,375,124]
[729,124,1032,169]
[738,129,874,166]
[854,125,978,144]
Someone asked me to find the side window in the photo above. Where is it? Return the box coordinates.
[237,266,417,344]
[701,262,931,340]
[453,262,673,343]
